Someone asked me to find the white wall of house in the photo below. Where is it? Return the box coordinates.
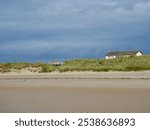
[105,56,116,59]
[136,52,143,56]
[105,56,109,59]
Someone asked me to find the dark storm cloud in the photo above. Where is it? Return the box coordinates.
[0,0,150,61]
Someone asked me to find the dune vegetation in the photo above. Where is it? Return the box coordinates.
[58,55,150,72]
[0,55,150,73]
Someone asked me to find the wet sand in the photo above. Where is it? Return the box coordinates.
[0,75,150,113]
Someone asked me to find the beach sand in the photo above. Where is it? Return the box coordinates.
[0,71,150,113]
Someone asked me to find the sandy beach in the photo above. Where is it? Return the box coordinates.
[0,71,150,113]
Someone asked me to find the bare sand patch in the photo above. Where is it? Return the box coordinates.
[0,71,150,79]
[0,77,150,113]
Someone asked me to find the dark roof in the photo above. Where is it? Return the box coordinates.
[106,51,143,56]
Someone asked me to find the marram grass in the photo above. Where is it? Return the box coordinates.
[0,56,150,73]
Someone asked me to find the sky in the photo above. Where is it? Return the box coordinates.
[0,0,150,62]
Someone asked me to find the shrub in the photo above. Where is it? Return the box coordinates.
[40,64,55,73]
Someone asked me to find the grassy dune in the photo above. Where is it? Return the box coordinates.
[58,55,150,72]
[0,56,150,73]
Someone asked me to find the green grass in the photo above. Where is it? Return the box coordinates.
[0,55,150,73]
[58,55,150,72]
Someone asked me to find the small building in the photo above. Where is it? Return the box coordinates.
[105,50,143,59]
[48,62,64,66]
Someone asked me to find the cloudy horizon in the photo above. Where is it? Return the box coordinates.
[0,0,150,62]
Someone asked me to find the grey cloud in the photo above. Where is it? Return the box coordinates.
[0,0,150,61]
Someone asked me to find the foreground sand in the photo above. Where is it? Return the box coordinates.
[0,71,150,113]
[0,71,150,79]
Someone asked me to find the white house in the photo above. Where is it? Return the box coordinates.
[105,51,143,59]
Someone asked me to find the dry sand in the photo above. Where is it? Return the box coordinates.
[0,71,150,113]
[0,71,150,79]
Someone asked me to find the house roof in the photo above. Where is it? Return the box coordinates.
[106,51,143,56]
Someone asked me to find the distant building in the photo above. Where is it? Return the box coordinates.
[105,50,143,59]
[48,62,64,66]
